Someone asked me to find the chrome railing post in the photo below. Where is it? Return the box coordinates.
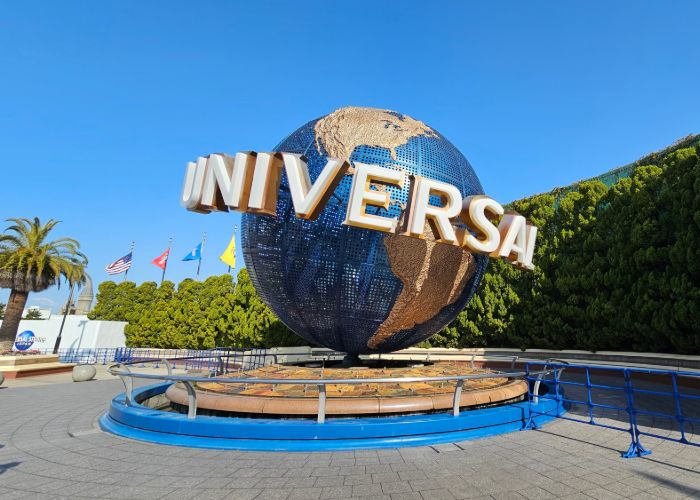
[452,379,464,416]
[182,381,198,419]
[118,365,133,406]
[317,384,326,423]
[161,358,173,376]
[532,371,544,405]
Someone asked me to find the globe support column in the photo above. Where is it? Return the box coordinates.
[341,353,363,367]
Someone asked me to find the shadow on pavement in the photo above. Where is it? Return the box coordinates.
[638,469,700,496]
[0,461,20,475]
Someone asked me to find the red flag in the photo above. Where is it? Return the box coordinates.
[151,248,170,270]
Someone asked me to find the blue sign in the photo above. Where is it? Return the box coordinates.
[14,330,35,351]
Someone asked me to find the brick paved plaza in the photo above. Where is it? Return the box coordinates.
[1,375,699,499]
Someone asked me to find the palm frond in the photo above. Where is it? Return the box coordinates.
[0,217,87,292]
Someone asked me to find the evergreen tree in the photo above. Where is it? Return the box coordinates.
[227,269,304,348]
[23,308,44,320]
[90,271,305,349]
[446,142,700,354]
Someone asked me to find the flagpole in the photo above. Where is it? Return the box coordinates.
[161,238,172,285]
[227,225,238,273]
[196,233,206,279]
[124,241,134,282]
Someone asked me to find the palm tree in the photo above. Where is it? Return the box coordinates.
[0,218,88,346]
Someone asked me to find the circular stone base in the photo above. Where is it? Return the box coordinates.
[165,364,528,417]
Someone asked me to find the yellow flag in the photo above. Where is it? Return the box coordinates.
[219,232,236,268]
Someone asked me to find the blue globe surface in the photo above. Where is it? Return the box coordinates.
[241,107,488,354]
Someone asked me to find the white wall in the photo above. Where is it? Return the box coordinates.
[3,315,127,350]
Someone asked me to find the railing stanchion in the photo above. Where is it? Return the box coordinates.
[670,372,688,444]
[118,365,133,406]
[217,355,225,375]
[452,379,464,416]
[532,372,544,406]
[317,384,327,423]
[182,381,198,419]
[523,363,536,430]
[585,366,594,424]
[161,358,173,376]
[622,369,650,458]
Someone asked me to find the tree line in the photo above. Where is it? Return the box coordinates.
[90,139,699,353]
[88,269,305,349]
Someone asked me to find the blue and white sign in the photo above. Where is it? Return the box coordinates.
[14,330,36,351]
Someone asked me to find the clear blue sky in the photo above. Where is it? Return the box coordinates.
[1,1,698,312]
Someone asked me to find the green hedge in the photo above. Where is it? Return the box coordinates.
[89,269,305,349]
[426,141,700,353]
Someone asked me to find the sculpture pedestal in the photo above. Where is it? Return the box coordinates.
[0,354,75,379]
[166,363,528,417]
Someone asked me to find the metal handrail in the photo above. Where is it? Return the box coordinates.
[108,365,544,385]
[533,358,569,404]
[108,355,555,423]
[525,360,700,457]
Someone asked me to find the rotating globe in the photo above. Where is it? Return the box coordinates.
[241,107,488,355]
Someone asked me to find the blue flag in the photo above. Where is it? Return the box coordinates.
[182,242,202,261]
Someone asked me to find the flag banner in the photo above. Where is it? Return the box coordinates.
[183,242,202,261]
[151,248,170,270]
[106,252,133,275]
[220,233,236,268]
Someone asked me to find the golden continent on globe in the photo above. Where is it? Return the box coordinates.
[314,107,477,350]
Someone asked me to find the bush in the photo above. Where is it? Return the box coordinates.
[90,269,305,349]
[431,142,700,354]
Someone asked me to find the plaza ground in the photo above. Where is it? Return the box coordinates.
[0,368,699,499]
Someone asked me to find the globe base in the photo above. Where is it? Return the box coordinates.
[341,353,363,367]
[165,362,529,418]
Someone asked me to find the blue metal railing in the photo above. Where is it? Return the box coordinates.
[34,347,309,371]
[31,347,700,457]
[524,361,700,458]
[32,347,261,370]
[34,348,120,365]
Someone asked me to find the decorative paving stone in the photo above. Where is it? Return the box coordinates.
[0,377,697,499]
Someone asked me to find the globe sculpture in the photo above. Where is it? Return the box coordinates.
[241,107,488,355]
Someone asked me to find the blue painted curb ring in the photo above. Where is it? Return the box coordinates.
[100,383,565,452]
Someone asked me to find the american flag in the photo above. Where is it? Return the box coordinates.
[105,252,133,275]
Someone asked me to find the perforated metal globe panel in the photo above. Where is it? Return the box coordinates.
[241,115,488,354]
